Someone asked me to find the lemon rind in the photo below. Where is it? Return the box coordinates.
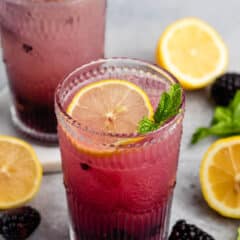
[67,79,154,118]
[156,17,229,90]
[200,136,240,219]
[0,135,42,209]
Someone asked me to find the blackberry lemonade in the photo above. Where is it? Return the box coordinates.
[55,59,185,240]
[0,0,106,141]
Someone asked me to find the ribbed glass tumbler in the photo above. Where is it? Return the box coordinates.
[55,58,185,240]
[0,0,106,142]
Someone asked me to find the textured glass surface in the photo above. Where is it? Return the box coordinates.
[55,59,185,240]
[0,0,106,141]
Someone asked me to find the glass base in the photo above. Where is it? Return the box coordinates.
[67,199,172,240]
[68,224,168,240]
[11,105,58,143]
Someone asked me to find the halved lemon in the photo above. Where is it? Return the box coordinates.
[200,136,240,219]
[156,17,228,90]
[0,136,42,209]
[67,79,154,135]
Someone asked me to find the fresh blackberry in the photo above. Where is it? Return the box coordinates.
[0,206,41,240]
[211,73,240,106]
[169,220,215,240]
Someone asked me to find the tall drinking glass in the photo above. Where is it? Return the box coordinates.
[55,58,185,240]
[0,0,106,142]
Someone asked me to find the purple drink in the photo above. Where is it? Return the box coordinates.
[55,59,185,240]
[0,0,106,142]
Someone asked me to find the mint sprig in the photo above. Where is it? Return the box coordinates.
[138,84,182,134]
[192,90,240,144]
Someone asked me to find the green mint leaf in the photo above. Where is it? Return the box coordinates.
[154,92,171,123]
[191,128,211,144]
[138,83,182,134]
[212,107,232,124]
[138,117,159,134]
[166,84,182,119]
[192,122,240,144]
[232,91,240,122]
[230,90,240,111]
[191,122,233,144]
[154,84,182,124]
[192,90,240,144]
[208,122,235,136]
[170,84,182,111]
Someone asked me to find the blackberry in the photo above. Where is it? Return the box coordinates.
[211,73,240,106]
[0,206,41,240]
[80,163,91,171]
[169,220,215,240]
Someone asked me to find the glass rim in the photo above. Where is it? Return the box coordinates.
[55,57,185,139]
[2,0,86,6]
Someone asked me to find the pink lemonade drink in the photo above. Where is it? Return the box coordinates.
[0,0,106,141]
[55,59,185,240]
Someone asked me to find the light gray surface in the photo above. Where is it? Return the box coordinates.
[0,0,240,239]
[0,88,61,173]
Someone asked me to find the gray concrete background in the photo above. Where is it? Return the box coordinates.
[1,0,240,239]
